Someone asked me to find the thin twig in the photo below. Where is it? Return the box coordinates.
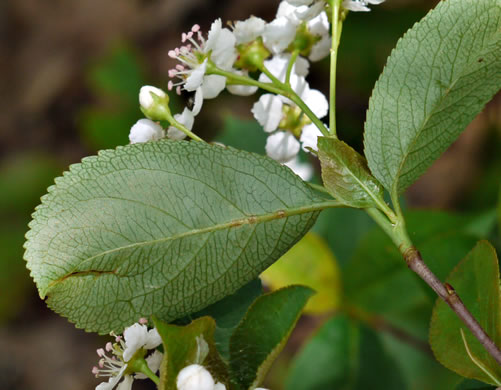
[404,246,501,366]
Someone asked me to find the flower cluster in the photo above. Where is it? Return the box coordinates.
[129,0,384,179]
[93,320,162,390]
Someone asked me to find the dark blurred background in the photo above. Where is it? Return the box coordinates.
[1,0,500,389]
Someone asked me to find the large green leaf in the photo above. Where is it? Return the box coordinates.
[430,241,501,385]
[364,0,501,195]
[318,137,384,208]
[286,315,406,390]
[24,140,333,333]
[229,286,314,390]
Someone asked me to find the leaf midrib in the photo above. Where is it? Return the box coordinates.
[44,200,338,294]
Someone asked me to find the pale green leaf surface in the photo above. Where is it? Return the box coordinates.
[430,241,501,385]
[24,141,329,333]
[318,137,384,208]
[364,0,501,195]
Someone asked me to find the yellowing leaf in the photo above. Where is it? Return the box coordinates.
[261,232,341,314]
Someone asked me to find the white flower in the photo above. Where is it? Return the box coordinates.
[233,16,266,44]
[214,383,227,390]
[167,108,196,140]
[266,131,300,163]
[129,119,165,144]
[300,123,323,152]
[342,0,384,12]
[123,323,162,362]
[284,157,314,181]
[177,364,215,390]
[139,86,167,110]
[93,323,163,390]
[262,16,298,54]
[168,19,237,112]
[252,94,284,133]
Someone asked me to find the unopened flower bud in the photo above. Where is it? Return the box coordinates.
[129,119,165,144]
[139,86,170,121]
[177,364,215,390]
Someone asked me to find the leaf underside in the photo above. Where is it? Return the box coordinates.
[364,0,501,195]
[24,140,325,333]
[318,136,383,208]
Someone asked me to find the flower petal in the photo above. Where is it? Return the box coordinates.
[145,327,163,350]
[309,34,331,62]
[129,119,165,144]
[205,19,223,53]
[123,324,148,362]
[251,94,283,133]
[263,17,297,54]
[185,59,208,92]
[233,16,266,45]
[284,157,314,181]
[266,131,300,163]
[201,75,226,99]
[192,87,204,116]
[117,375,134,390]
[211,28,237,70]
[302,87,329,119]
[300,123,323,152]
[342,0,371,11]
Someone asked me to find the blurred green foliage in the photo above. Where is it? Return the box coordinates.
[78,45,147,150]
[0,154,62,322]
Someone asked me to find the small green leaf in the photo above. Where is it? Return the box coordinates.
[318,137,384,208]
[430,241,501,385]
[153,316,229,390]
[364,0,501,196]
[229,286,314,390]
[183,279,263,361]
[261,232,341,314]
[24,140,332,334]
[286,315,406,390]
